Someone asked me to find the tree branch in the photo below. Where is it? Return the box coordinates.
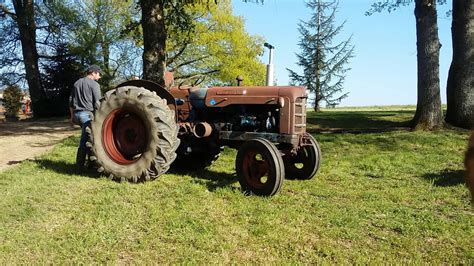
[170,55,211,72]
[0,4,16,18]
[175,69,219,80]
[167,41,189,66]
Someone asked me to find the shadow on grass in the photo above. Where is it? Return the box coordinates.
[36,157,236,190]
[307,110,412,134]
[170,168,239,192]
[0,117,78,137]
[35,158,99,178]
[423,169,465,187]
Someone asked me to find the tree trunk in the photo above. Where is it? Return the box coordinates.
[12,0,43,117]
[445,0,474,129]
[314,79,321,112]
[140,0,166,87]
[102,41,111,90]
[314,0,322,113]
[411,0,444,130]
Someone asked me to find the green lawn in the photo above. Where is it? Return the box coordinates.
[0,107,472,263]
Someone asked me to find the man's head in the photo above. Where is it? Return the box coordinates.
[87,65,101,81]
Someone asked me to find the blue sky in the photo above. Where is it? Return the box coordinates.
[232,0,453,107]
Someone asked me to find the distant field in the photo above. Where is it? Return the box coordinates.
[0,107,472,264]
[322,105,417,111]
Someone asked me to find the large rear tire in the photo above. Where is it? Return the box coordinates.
[88,86,179,182]
[236,138,284,196]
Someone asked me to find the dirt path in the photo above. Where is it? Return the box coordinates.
[0,119,80,172]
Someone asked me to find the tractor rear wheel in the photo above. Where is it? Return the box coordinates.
[236,138,284,196]
[88,86,179,182]
[283,133,321,180]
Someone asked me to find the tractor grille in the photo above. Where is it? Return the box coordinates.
[294,97,307,133]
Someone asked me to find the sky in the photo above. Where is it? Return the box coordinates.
[232,0,453,107]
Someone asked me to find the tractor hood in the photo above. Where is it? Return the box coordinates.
[204,86,307,108]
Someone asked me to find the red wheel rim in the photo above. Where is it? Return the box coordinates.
[102,109,147,165]
[242,150,270,189]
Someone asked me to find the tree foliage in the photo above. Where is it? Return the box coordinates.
[0,0,267,117]
[167,0,265,86]
[366,0,447,15]
[46,0,141,90]
[3,85,22,118]
[288,0,354,111]
[139,0,266,87]
[40,45,83,116]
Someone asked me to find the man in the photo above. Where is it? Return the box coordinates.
[70,65,102,173]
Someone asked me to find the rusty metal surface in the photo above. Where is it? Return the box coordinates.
[204,86,306,108]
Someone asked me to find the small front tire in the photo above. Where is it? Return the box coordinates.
[283,133,321,180]
[236,138,285,196]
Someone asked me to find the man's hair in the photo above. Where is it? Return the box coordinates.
[87,65,101,74]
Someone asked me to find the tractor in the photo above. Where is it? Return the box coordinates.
[87,46,321,196]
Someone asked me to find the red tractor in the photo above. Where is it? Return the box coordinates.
[87,48,321,196]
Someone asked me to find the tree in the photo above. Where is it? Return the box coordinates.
[140,0,167,86]
[0,0,86,116]
[368,0,444,130]
[69,0,139,89]
[2,85,22,119]
[166,0,265,86]
[1,0,43,117]
[411,0,444,129]
[0,5,23,85]
[445,0,473,129]
[139,0,260,87]
[288,0,354,111]
[38,0,141,90]
[40,45,83,116]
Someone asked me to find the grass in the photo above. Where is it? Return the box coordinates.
[0,106,472,263]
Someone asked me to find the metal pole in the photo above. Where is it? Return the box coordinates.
[264,42,274,86]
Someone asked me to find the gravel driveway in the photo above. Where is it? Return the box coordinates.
[0,118,80,172]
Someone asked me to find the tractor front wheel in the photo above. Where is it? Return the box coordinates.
[236,138,284,196]
[283,133,321,180]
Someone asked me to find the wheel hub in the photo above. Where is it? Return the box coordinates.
[102,109,147,164]
[243,151,269,188]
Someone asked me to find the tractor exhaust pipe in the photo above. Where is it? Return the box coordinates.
[193,122,213,138]
[264,42,274,86]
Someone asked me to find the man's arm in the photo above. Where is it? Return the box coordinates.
[69,92,75,125]
[92,82,101,111]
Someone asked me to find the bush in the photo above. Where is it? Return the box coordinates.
[3,85,22,119]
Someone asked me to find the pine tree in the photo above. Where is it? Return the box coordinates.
[288,0,354,111]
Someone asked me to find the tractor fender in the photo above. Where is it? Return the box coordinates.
[115,79,177,119]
